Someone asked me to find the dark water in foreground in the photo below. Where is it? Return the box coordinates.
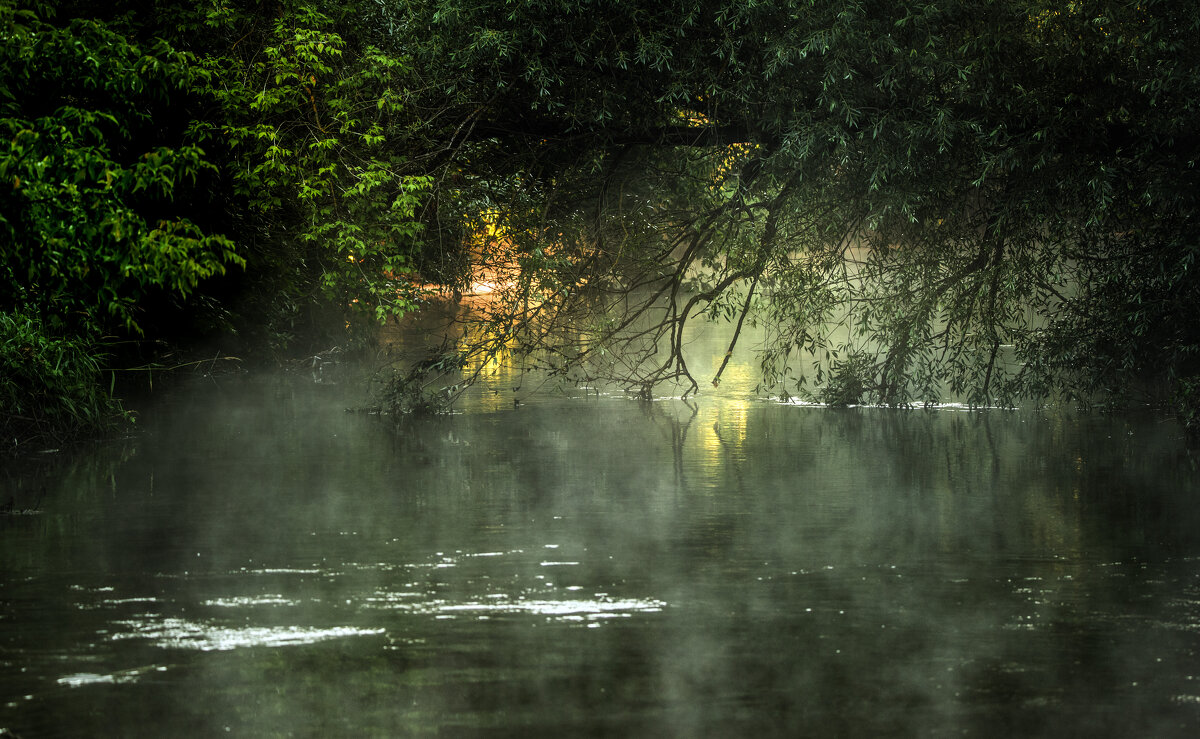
[3,366,1200,737]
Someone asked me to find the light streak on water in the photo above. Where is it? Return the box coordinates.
[362,592,667,622]
[110,616,383,651]
[203,596,302,608]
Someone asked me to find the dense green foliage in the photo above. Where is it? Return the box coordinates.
[0,0,240,443]
[383,0,1200,423]
[184,2,430,328]
[0,3,242,336]
[1,0,429,445]
[3,0,1199,443]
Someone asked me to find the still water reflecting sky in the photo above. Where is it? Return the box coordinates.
[4,354,1200,737]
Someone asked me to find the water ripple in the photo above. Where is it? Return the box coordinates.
[111,616,382,651]
[362,592,666,623]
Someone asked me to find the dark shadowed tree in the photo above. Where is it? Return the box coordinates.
[375,0,1200,426]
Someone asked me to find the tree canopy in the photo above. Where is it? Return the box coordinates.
[4,0,1200,444]
[384,0,1200,417]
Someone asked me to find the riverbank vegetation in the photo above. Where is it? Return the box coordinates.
[3,0,1199,447]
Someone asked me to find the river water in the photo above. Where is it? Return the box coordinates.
[3,324,1200,737]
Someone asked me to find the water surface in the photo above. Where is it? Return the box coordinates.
[3,359,1200,737]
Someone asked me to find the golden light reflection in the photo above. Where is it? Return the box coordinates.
[697,341,754,472]
[699,400,750,474]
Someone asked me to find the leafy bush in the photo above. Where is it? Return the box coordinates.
[817,352,875,407]
[0,311,122,446]
[376,349,468,416]
[0,4,244,337]
[187,2,431,328]
[0,1,434,446]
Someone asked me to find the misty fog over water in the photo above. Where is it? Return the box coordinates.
[4,330,1200,737]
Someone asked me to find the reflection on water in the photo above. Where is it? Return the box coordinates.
[3,338,1200,736]
[57,666,167,688]
[110,618,384,652]
[367,594,666,621]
